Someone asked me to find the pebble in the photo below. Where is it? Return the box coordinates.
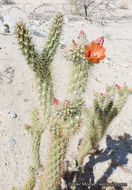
[32,31,45,37]
[8,112,17,118]
[8,137,16,146]
[0,16,20,34]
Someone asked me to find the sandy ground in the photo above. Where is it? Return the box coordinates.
[0,0,132,189]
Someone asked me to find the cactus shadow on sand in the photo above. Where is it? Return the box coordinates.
[64,133,132,190]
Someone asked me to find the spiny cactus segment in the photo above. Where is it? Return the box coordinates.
[15,22,40,72]
[23,167,36,190]
[43,13,63,64]
[50,97,83,138]
[40,98,83,190]
[40,133,66,190]
[15,13,63,81]
[76,84,132,165]
[25,108,43,170]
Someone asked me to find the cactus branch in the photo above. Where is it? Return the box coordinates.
[76,84,132,166]
[25,108,43,170]
[23,167,36,190]
[15,22,41,73]
[42,13,64,64]
[40,133,67,190]
[65,45,89,99]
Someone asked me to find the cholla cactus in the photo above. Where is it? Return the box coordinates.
[13,15,131,190]
[76,84,132,165]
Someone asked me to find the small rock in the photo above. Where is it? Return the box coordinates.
[3,24,10,33]
[0,16,21,34]
[8,137,16,146]
[8,112,17,118]
[5,161,10,166]
[24,98,29,102]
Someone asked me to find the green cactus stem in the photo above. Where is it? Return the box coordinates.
[76,84,132,165]
[40,133,67,190]
[15,22,41,73]
[65,45,89,98]
[42,13,63,64]
[10,108,42,190]
[40,98,83,190]
[38,13,64,122]
[15,22,51,122]
[23,167,36,190]
[15,13,64,123]
[76,109,95,166]
[25,108,43,170]
[15,21,49,81]
[37,78,53,125]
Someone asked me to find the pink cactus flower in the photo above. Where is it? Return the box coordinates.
[78,30,87,40]
[96,36,104,45]
[53,97,59,107]
[123,82,127,86]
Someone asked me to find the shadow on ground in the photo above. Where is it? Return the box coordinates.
[63,133,132,190]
